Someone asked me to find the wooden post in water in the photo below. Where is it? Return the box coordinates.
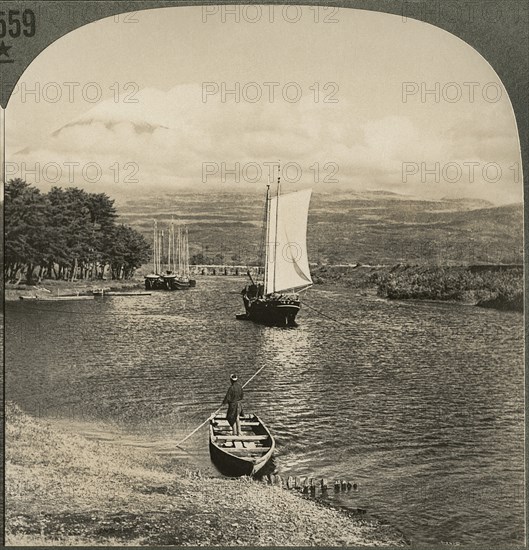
[295,476,301,490]
[287,476,295,489]
[334,480,341,492]
[309,479,316,496]
[302,478,310,494]
[341,480,348,491]
[321,478,328,494]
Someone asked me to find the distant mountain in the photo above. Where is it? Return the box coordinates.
[15,117,171,155]
[116,191,523,267]
[51,118,170,138]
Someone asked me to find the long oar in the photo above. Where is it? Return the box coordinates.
[175,405,223,448]
[175,363,268,448]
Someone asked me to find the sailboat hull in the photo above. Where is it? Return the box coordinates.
[241,296,300,326]
[145,275,163,290]
[166,276,195,290]
[144,275,196,290]
[238,186,312,326]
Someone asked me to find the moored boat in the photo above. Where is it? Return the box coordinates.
[145,220,164,289]
[209,413,275,477]
[145,221,196,290]
[19,295,94,301]
[144,273,163,290]
[104,291,152,296]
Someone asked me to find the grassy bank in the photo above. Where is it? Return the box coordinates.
[6,404,406,546]
[312,264,523,312]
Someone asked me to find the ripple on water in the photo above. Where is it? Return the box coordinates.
[5,277,524,546]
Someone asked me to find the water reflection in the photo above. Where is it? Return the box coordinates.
[5,277,524,545]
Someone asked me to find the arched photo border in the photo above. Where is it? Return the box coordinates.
[0,1,527,547]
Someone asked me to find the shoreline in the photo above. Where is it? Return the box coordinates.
[312,264,523,312]
[5,403,407,546]
[5,263,522,312]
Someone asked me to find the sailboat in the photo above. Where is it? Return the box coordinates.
[239,177,313,326]
[162,223,196,290]
[144,221,196,290]
[145,220,164,290]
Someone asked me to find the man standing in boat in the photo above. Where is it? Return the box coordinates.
[223,374,243,436]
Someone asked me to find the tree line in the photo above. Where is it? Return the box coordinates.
[4,179,151,284]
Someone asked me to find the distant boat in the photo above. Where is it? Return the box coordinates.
[93,290,152,297]
[145,220,163,290]
[239,177,313,326]
[145,220,196,290]
[209,413,275,477]
[19,294,94,301]
[162,224,196,290]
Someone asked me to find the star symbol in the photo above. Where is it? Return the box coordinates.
[0,41,12,58]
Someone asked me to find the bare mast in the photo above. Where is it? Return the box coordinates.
[263,185,271,295]
[272,164,280,294]
[159,230,163,274]
[153,220,157,274]
[168,219,173,272]
[178,226,183,276]
[185,227,190,278]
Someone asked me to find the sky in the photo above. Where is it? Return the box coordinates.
[4,6,523,204]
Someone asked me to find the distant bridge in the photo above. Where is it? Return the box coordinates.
[189,264,261,276]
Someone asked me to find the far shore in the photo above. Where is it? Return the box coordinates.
[5,403,407,546]
[5,263,523,312]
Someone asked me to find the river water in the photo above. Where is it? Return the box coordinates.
[5,277,524,546]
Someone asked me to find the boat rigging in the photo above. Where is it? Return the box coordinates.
[239,169,313,326]
[145,220,196,290]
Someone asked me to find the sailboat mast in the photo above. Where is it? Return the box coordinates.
[178,227,182,275]
[161,230,165,273]
[272,165,280,294]
[263,185,271,295]
[185,227,190,277]
[172,224,176,273]
[159,231,162,274]
[153,221,157,273]
[168,223,172,271]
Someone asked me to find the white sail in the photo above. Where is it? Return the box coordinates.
[264,189,313,294]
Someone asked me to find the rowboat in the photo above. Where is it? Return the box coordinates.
[19,295,94,301]
[209,414,275,477]
[93,290,152,296]
[106,291,152,296]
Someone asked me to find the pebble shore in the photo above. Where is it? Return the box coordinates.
[6,403,407,546]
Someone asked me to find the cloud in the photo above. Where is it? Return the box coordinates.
[9,84,522,204]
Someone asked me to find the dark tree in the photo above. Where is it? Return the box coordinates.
[4,180,150,283]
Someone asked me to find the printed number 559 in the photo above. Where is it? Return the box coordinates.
[0,9,36,38]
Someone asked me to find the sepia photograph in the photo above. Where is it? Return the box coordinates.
[1,2,525,547]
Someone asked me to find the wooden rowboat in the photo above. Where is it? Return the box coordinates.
[19,295,94,301]
[209,413,275,477]
[94,291,152,296]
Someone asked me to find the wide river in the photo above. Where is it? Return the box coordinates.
[5,276,524,546]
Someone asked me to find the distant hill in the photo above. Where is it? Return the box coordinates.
[115,190,523,266]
